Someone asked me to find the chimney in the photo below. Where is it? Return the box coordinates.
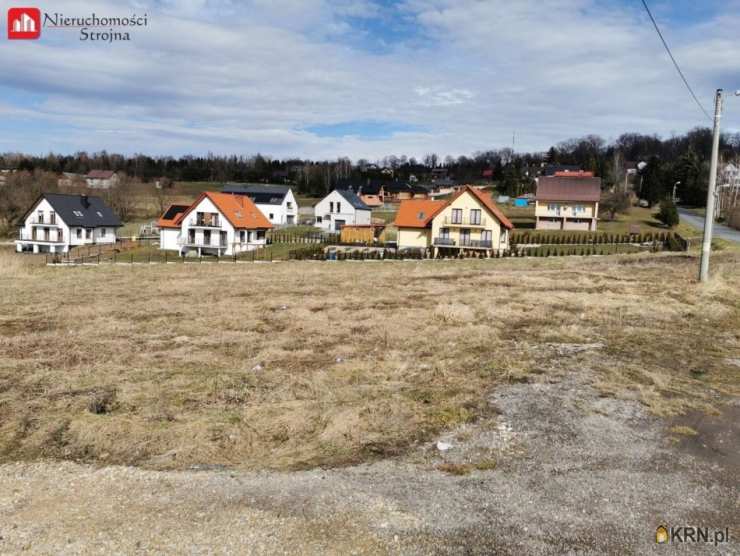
[81,194,89,208]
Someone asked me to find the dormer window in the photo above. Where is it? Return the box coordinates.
[73,210,83,217]
[418,211,425,220]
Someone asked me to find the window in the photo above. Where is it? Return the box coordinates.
[73,210,83,217]
[575,205,585,214]
[329,202,334,212]
[316,216,323,223]
[85,229,92,239]
[336,202,341,213]
[37,210,44,224]
[482,230,492,244]
[49,211,55,224]
[269,213,274,220]
[470,209,481,225]
[256,230,265,240]
[287,202,293,209]
[240,230,246,243]
[417,211,425,220]
[440,227,450,239]
[548,204,559,213]
[451,208,462,224]
[76,228,82,239]
[96,211,103,218]
[100,228,107,237]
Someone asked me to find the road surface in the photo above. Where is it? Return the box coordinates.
[678,208,740,243]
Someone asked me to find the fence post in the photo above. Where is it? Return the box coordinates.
[131,253,134,265]
[165,251,168,264]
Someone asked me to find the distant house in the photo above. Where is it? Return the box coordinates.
[157,191,272,256]
[222,184,299,226]
[535,175,601,231]
[15,193,121,254]
[384,182,429,202]
[153,176,172,189]
[314,189,372,231]
[85,170,120,189]
[395,185,513,256]
[335,179,386,207]
[57,172,84,188]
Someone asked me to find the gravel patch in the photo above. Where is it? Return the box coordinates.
[0,371,736,555]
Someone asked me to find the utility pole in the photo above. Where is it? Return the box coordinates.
[699,89,723,283]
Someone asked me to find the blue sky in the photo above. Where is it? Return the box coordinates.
[0,0,738,159]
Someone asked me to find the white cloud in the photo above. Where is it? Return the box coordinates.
[0,0,737,159]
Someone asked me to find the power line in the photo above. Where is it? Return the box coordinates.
[639,0,712,122]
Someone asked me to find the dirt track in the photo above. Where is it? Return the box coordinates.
[1,369,736,555]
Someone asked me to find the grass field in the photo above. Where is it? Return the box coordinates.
[0,247,738,472]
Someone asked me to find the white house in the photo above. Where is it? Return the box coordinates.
[15,193,121,254]
[222,184,299,226]
[85,170,120,189]
[157,191,272,256]
[314,189,372,231]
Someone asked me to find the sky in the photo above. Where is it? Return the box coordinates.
[0,0,739,160]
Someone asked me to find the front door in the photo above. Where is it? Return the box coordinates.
[482,230,492,246]
[203,229,211,246]
[220,231,227,247]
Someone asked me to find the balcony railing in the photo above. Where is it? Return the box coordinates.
[434,237,493,249]
[190,216,221,228]
[29,217,60,227]
[442,216,487,227]
[18,231,65,243]
[178,236,228,248]
[459,239,493,248]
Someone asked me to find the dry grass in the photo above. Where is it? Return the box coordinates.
[0,247,738,471]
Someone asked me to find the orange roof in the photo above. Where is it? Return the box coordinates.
[394,199,448,228]
[157,204,190,229]
[554,170,594,178]
[176,192,273,230]
[395,186,513,230]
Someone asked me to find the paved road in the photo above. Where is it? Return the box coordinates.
[678,208,740,243]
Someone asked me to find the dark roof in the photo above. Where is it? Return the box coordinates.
[334,188,371,210]
[536,177,601,202]
[542,164,581,176]
[383,182,412,193]
[32,193,121,227]
[86,170,116,179]
[222,183,290,205]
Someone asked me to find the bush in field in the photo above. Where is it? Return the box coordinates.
[656,199,679,228]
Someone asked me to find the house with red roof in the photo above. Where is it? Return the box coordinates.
[535,175,601,231]
[157,192,272,256]
[394,185,513,256]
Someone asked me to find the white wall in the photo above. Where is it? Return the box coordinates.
[313,190,370,231]
[16,197,117,253]
[160,228,180,251]
[177,196,267,255]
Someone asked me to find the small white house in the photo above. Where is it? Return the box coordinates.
[85,170,120,189]
[16,193,121,254]
[314,189,372,232]
[158,192,272,256]
[222,184,299,226]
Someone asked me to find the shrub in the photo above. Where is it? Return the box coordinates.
[656,199,679,228]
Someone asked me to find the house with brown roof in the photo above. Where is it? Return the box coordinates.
[535,175,601,231]
[85,170,120,189]
[394,185,513,256]
[157,192,272,256]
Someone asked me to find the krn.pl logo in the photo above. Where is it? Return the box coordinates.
[7,7,41,39]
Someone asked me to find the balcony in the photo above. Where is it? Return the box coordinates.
[434,237,456,246]
[442,216,487,227]
[178,236,227,248]
[189,215,221,228]
[459,239,493,249]
[18,231,65,243]
[29,217,60,228]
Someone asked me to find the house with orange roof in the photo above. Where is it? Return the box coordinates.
[157,192,272,256]
[394,185,513,256]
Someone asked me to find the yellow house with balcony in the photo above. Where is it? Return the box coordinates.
[535,176,601,231]
[395,185,513,256]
